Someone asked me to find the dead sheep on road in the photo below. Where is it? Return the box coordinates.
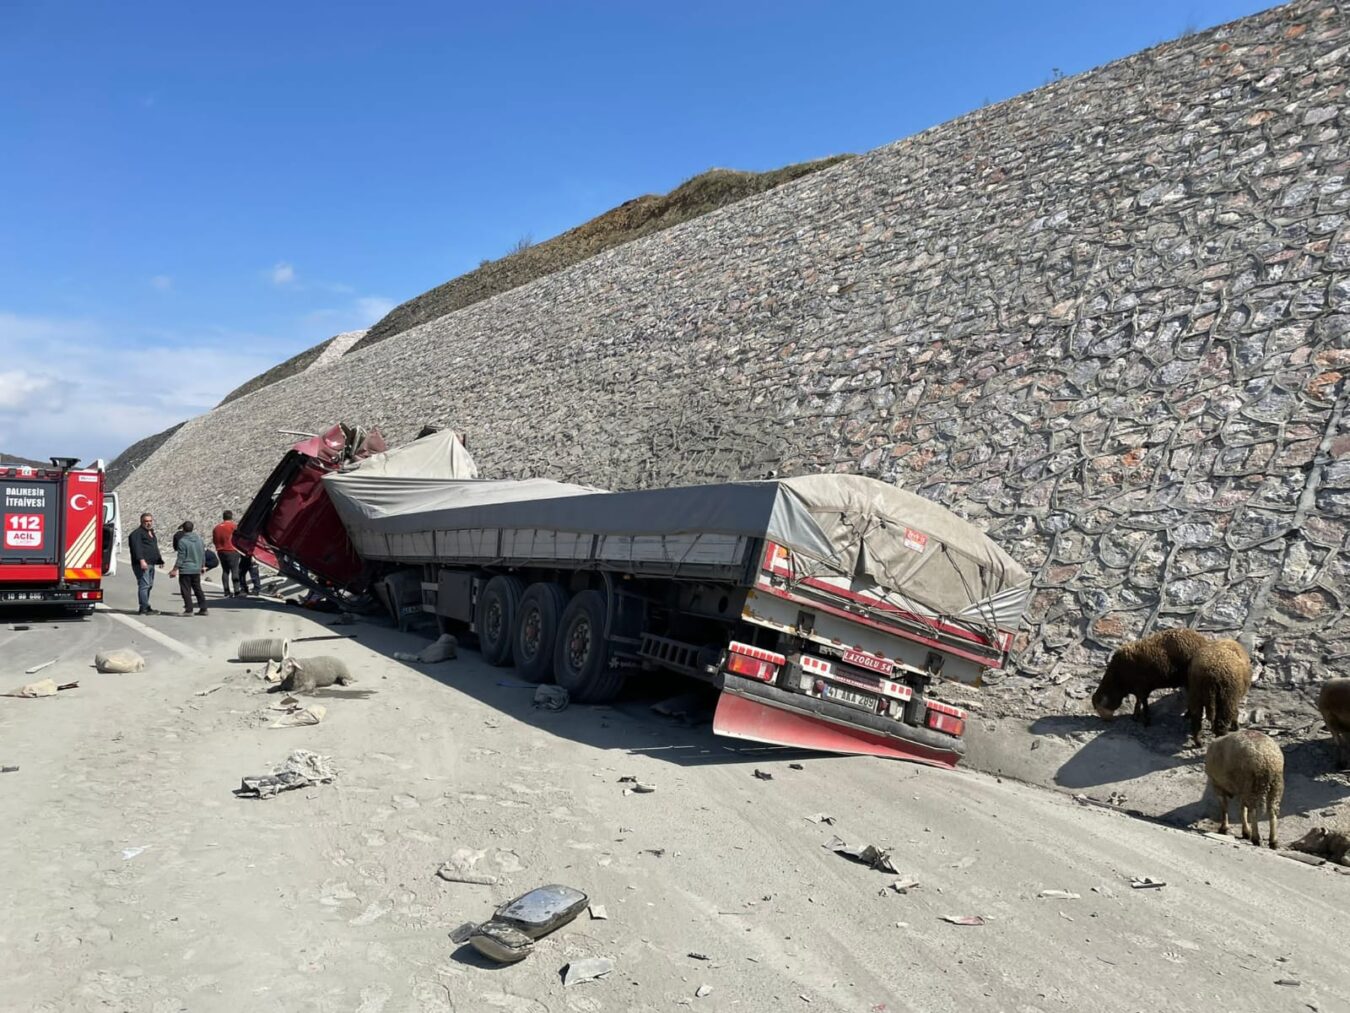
[1204,728,1283,848]
[1092,627,1208,726]
[1187,638,1252,747]
[1316,678,1350,770]
[277,656,356,694]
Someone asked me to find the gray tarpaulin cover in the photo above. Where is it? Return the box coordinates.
[323,466,1029,625]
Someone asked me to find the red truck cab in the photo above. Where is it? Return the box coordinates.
[0,457,120,614]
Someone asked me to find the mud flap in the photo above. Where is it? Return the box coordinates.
[713,676,963,769]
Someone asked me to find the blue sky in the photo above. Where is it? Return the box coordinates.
[0,0,1269,461]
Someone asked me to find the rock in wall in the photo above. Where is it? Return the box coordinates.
[121,0,1349,685]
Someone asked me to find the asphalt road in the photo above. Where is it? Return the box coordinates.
[0,575,1345,1012]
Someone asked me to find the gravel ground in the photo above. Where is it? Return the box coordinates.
[0,573,1347,1013]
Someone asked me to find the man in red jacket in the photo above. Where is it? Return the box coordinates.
[212,510,243,597]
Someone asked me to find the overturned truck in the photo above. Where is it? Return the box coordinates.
[240,427,1031,768]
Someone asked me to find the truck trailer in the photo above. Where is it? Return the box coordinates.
[240,427,1030,767]
[0,457,120,614]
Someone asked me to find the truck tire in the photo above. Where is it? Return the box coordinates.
[479,575,525,667]
[513,582,570,683]
[553,589,625,702]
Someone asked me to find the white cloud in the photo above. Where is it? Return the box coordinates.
[0,369,52,410]
[271,262,296,286]
[0,311,275,463]
[355,296,395,324]
[150,274,173,291]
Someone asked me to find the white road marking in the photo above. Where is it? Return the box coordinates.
[98,606,210,661]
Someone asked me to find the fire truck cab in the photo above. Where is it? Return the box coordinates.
[0,457,120,615]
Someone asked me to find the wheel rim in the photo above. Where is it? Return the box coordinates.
[485,600,503,644]
[567,615,592,672]
[521,605,542,660]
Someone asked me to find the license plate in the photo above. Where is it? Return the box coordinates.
[823,683,878,712]
[842,648,893,675]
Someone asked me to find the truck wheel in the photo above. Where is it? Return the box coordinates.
[553,589,625,702]
[479,575,525,666]
[514,582,570,683]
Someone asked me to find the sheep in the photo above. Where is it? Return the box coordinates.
[1092,627,1208,726]
[277,656,356,694]
[1316,678,1350,770]
[1288,826,1350,866]
[1204,729,1283,848]
[1187,638,1252,746]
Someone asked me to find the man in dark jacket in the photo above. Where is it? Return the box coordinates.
[128,512,164,615]
[169,520,209,616]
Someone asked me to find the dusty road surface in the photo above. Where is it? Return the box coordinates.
[1,577,1347,1013]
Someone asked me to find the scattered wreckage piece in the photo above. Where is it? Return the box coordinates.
[237,638,289,663]
[458,884,590,966]
[237,749,337,799]
[533,684,569,711]
[4,677,78,698]
[825,836,899,873]
[269,703,326,728]
[95,648,145,673]
[393,633,458,664]
[24,658,57,675]
[562,957,614,987]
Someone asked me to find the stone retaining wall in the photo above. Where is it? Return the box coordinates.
[120,0,1350,685]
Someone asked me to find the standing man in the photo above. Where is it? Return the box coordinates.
[240,550,263,596]
[128,512,164,615]
[168,521,209,616]
[213,510,243,596]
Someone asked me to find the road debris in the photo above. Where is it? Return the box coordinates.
[437,847,499,886]
[470,921,534,963]
[269,703,327,728]
[695,984,713,998]
[619,775,656,794]
[753,768,774,780]
[1275,979,1302,987]
[562,957,613,986]
[588,904,608,920]
[23,658,56,675]
[789,762,804,770]
[237,749,337,799]
[393,633,457,664]
[688,952,710,961]
[121,846,147,860]
[236,638,288,663]
[533,684,569,711]
[941,915,987,926]
[195,683,224,696]
[0,765,18,773]
[1039,889,1081,900]
[4,678,71,698]
[1130,877,1166,889]
[805,813,837,825]
[825,836,899,873]
[891,878,920,894]
[95,648,145,673]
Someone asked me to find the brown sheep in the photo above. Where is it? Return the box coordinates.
[1092,628,1208,726]
[1186,638,1252,747]
[1316,678,1350,770]
[1205,729,1283,848]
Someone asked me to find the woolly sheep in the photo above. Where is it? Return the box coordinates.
[1317,678,1350,770]
[1092,628,1208,725]
[1187,638,1252,747]
[1204,729,1283,849]
[277,656,356,694]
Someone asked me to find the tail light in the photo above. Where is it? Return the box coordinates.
[75,590,101,601]
[725,642,785,683]
[925,699,967,737]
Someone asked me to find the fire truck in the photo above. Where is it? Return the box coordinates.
[0,457,120,614]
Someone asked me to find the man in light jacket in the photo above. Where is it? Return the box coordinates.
[169,521,209,616]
